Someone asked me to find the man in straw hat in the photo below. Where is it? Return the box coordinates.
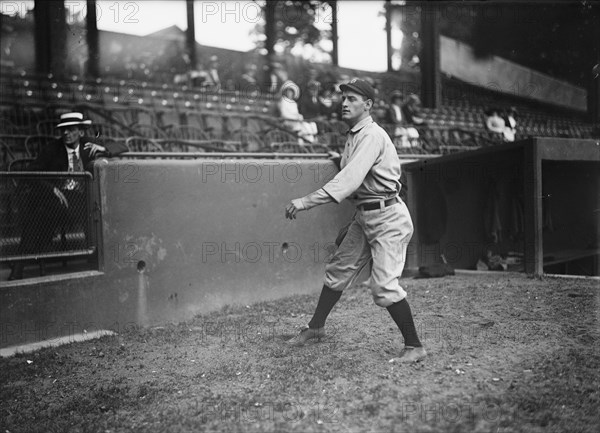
[284,79,426,363]
[8,112,127,280]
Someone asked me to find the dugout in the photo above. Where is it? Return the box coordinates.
[403,138,600,276]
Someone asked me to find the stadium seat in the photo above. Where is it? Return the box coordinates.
[131,123,168,139]
[165,125,210,141]
[90,122,127,140]
[202,139,240,152]
[307,143,330,153]
[201,113,227,139]
[270,141,311,153]
[24,135,55,158]
[318,132,346,151]
[125,136,164,152]
[230,129,265,152]
[264,129,298,145]
[0,116,25,135]
[0,140,16,170]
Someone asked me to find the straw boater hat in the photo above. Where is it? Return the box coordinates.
[56,112,92,129]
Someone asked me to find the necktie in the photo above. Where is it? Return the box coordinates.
[72,151,83,172]
[65,151,83,190]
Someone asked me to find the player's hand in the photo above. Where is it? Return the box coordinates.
[53,187,68,208]
[285,198,306,220]
[84,142,107,158]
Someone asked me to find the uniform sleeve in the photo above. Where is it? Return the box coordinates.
[321,134,380,203]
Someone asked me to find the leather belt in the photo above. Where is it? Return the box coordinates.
[358,197,399,211]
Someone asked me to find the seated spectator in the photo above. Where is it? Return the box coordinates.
[239,62,259,97]
[188,66,208,88]
[336,74,351,93]
[172,52,193,85]
[484,108,506,135]
[8,112,128,280]
[277,81,318,143]
[403,93,426,126]
[502,106,518,142]
[386,91,419,148]
[268,62,288,95]
[306,68,321,93]
[317,85,341,120]
[202,55,221,90]
[299,80,322,120]
[370,79,388,123]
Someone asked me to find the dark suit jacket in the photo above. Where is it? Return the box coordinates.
[29,136,128,172]
[402,104,425,126]
[386,104,406,126]
[299,94,321,119]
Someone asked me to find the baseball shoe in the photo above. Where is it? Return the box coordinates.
[391,346,427,363]
[286,326,325,346]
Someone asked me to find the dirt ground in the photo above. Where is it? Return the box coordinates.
[1,272,599,433]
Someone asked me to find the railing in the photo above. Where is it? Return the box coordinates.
[117,151,439,161]
[0,172,96,262]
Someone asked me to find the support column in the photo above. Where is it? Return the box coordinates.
[86,0,99,78]
[589,62,600,123]
[264,0,277,86]
[523,138,543,277]
[385,0,392,72]
[420,3,440,109]
[330,0,338,66]
[588,11,600,123]
[34,0,67,78]
[185,0,197,70]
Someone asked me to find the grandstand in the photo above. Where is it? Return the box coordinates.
[1,2,598,163]
[1,67,597,162]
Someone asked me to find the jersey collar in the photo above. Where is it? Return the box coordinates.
[348,115,373,135]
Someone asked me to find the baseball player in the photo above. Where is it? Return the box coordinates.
[285,79,426,363]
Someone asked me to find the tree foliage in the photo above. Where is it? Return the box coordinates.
[252,0,332,61]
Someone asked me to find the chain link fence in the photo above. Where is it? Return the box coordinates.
[0,172,96,262]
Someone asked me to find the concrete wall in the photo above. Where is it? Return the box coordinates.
[1,158,354,348]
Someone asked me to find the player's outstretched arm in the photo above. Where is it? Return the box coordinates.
[285,188,334,220]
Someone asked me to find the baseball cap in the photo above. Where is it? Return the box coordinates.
[339,78,376,102]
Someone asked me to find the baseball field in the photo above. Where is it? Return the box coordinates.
[1,272,598,432]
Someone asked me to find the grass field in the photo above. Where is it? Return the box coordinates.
[1,272,599,433]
